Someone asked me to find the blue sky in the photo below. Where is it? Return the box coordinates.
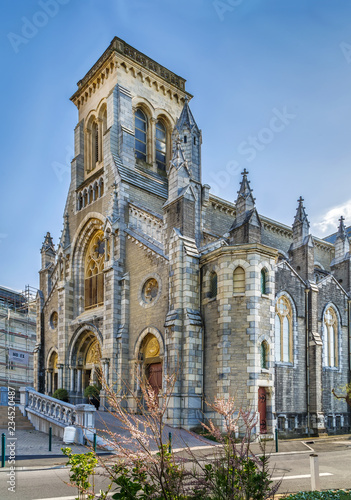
[2,0,351,290]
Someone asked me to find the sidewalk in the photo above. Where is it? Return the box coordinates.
[0,414,350,470]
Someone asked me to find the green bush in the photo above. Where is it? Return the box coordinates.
[52,388,69,402]
[282,490,351,499]
[83,384,100,399]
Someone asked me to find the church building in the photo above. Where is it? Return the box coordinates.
[35,36,351,437]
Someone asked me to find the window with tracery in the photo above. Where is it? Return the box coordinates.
[84,231,107,310]
[135,109,147,161]
[156,120,167,171]
[275,296,293,363]
[233,267,245,294]
[323,307,338,368]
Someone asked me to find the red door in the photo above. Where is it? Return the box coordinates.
[148,363,162,395]
[258,387,267,434]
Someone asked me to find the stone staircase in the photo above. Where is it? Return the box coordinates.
[0,406,34,430]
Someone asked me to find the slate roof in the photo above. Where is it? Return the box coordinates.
[324,226,351,244]
[113,154,168,199]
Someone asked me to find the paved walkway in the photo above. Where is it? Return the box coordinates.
[95,410,215,452]
[0,411,350,469]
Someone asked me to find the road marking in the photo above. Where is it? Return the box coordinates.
[302,441,314,451]
[271,472,333,481]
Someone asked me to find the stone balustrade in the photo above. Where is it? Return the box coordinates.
[19,387,96,443]
[26,389,77,426]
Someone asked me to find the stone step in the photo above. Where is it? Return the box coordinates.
[0,406,34,430]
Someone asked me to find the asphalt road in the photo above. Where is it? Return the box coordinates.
[1,439,350,499]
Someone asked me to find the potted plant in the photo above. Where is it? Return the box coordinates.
[84,385,100,409]
[52,388,69,402]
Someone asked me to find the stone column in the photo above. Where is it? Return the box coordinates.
[57,364,64,389]
[70,367,76,393]
[47,369,53,394]
[77,369,82,394]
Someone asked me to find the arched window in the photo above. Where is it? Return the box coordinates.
[93,182,98,201]
[92,121,99,168]
[135,109,147,161]
[261,269,267,294]
[261,341,268,369]
[233,267,245,294]
[323,307,338,368]
[85,231,105,310]
[102,108,107,135]
[155,120,167,171]
[275,296,293,363]
[209,271,217,298]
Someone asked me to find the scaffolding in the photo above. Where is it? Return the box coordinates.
[0,285,37,395]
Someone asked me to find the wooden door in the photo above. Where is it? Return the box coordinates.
[148,363,162,395]
[258,387,267,434]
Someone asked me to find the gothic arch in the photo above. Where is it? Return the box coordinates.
[46,348,59,395]
[46,347,59,369]
[134,327,165,359]
[321,302,341,370]
[68,327,103,394]
[132,96,155,118]
[227,259,250,272]
[70,216,105,313]
[68,324,103,366]
[274,291,298,365]
[154,109,175,129]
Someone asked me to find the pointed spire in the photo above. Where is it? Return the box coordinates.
[41,232,55,253]
[336,215,347,241]
[334,215,350,262]
[292,196,310,246]
[294,196,309,226]
[175,97,199,133]
[235,169,256,216]
[60,212,70,250]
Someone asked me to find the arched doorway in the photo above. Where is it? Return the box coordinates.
[47,351,58,395]
[71,330,102,401]
[141,334,162,395]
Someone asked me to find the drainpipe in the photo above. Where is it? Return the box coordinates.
[200,267,205,415]
[305,288,310,437]
[348,300,351,427]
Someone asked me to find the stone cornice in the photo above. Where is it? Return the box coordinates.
[200,242,278,265]
[261,216,293,240]
[70,37,191,109]
[209,194,236,216]
[313,237,334,253]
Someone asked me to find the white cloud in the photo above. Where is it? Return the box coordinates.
[312,199,351,236]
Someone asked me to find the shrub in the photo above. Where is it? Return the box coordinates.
[282,491,351,499]
[52,388,69,402]
[83,384,100,399]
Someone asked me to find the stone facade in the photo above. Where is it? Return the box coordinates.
[36,36,351,436]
